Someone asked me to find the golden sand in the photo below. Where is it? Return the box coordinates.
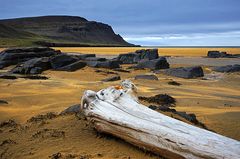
[53,47,240,57]
[1,47,239,57]
[0,50,240,158]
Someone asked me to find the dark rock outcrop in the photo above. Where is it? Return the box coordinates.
[164,66,204,79]
[207,51,240,58]
[213,64,240,73]
[56,61,86,72]
[87,60,120,69]
[0,47,60,69]
[207,51,227,58]
[135,74,158,80]
[75,54,96,60]
[133,57,169,70]
[11,57,51,74]
[50,54,78,69]
[148,105,207,129]
[117,49,159,64]
[85,57,106,61]
[60,104,80,115]
[139,94,176,107]
[102,76,121,82]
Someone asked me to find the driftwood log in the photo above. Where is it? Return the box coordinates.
[81,80,240,159]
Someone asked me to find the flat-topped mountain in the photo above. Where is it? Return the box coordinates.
[0,16,134,47]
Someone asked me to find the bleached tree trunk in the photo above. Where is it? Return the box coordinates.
[81,80,240,159]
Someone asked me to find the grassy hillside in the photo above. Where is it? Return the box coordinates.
[0,16,135,47]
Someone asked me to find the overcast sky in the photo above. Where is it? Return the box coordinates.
[1,0,240,46]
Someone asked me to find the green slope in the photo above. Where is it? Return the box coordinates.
[0,16,135,47]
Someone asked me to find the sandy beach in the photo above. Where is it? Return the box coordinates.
[0,47,240,158]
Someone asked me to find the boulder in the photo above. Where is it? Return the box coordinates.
[213,64,240,73]
[207,51,240,58]
[134,57,169,70]
[116,49,159,64]
[76,54,96,60]
[117,53,139,64]
[0,47,60,68]
[164,66,204,79]
[50,54,78,69]
[102,76,121,82]
[207,51,227,58]
[139,94,176,107]
[60,104,80,115]
[87,60,120,69]
[136,49,159,60]
[0,60,20,69]
[135,75,158,80]
[56,61,86,72]
[11,57,51,74]
[84,57,106,61]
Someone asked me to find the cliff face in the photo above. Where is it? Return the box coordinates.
[0,16,134,47]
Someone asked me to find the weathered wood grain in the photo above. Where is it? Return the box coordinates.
[81,80,240,159]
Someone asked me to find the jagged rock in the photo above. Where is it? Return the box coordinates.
[133,57,169,70]
[0,60,20,69]
[0,47,60,68]
[164,66,204,79]
[87,60,120,69]
[207,51,240,58]
[60,104,80,115]
[139,94,176,107]
[135,74,158,80]
[50,54,78,69]
[56,61,86,71]
[102,76,121,82]
[116,49,159,64]
[84,57,106,61]
[213,64,240,73]
[207,51,227,58]
[117,53,139,64]
[76,54,96,60]
[11,57,51,74]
